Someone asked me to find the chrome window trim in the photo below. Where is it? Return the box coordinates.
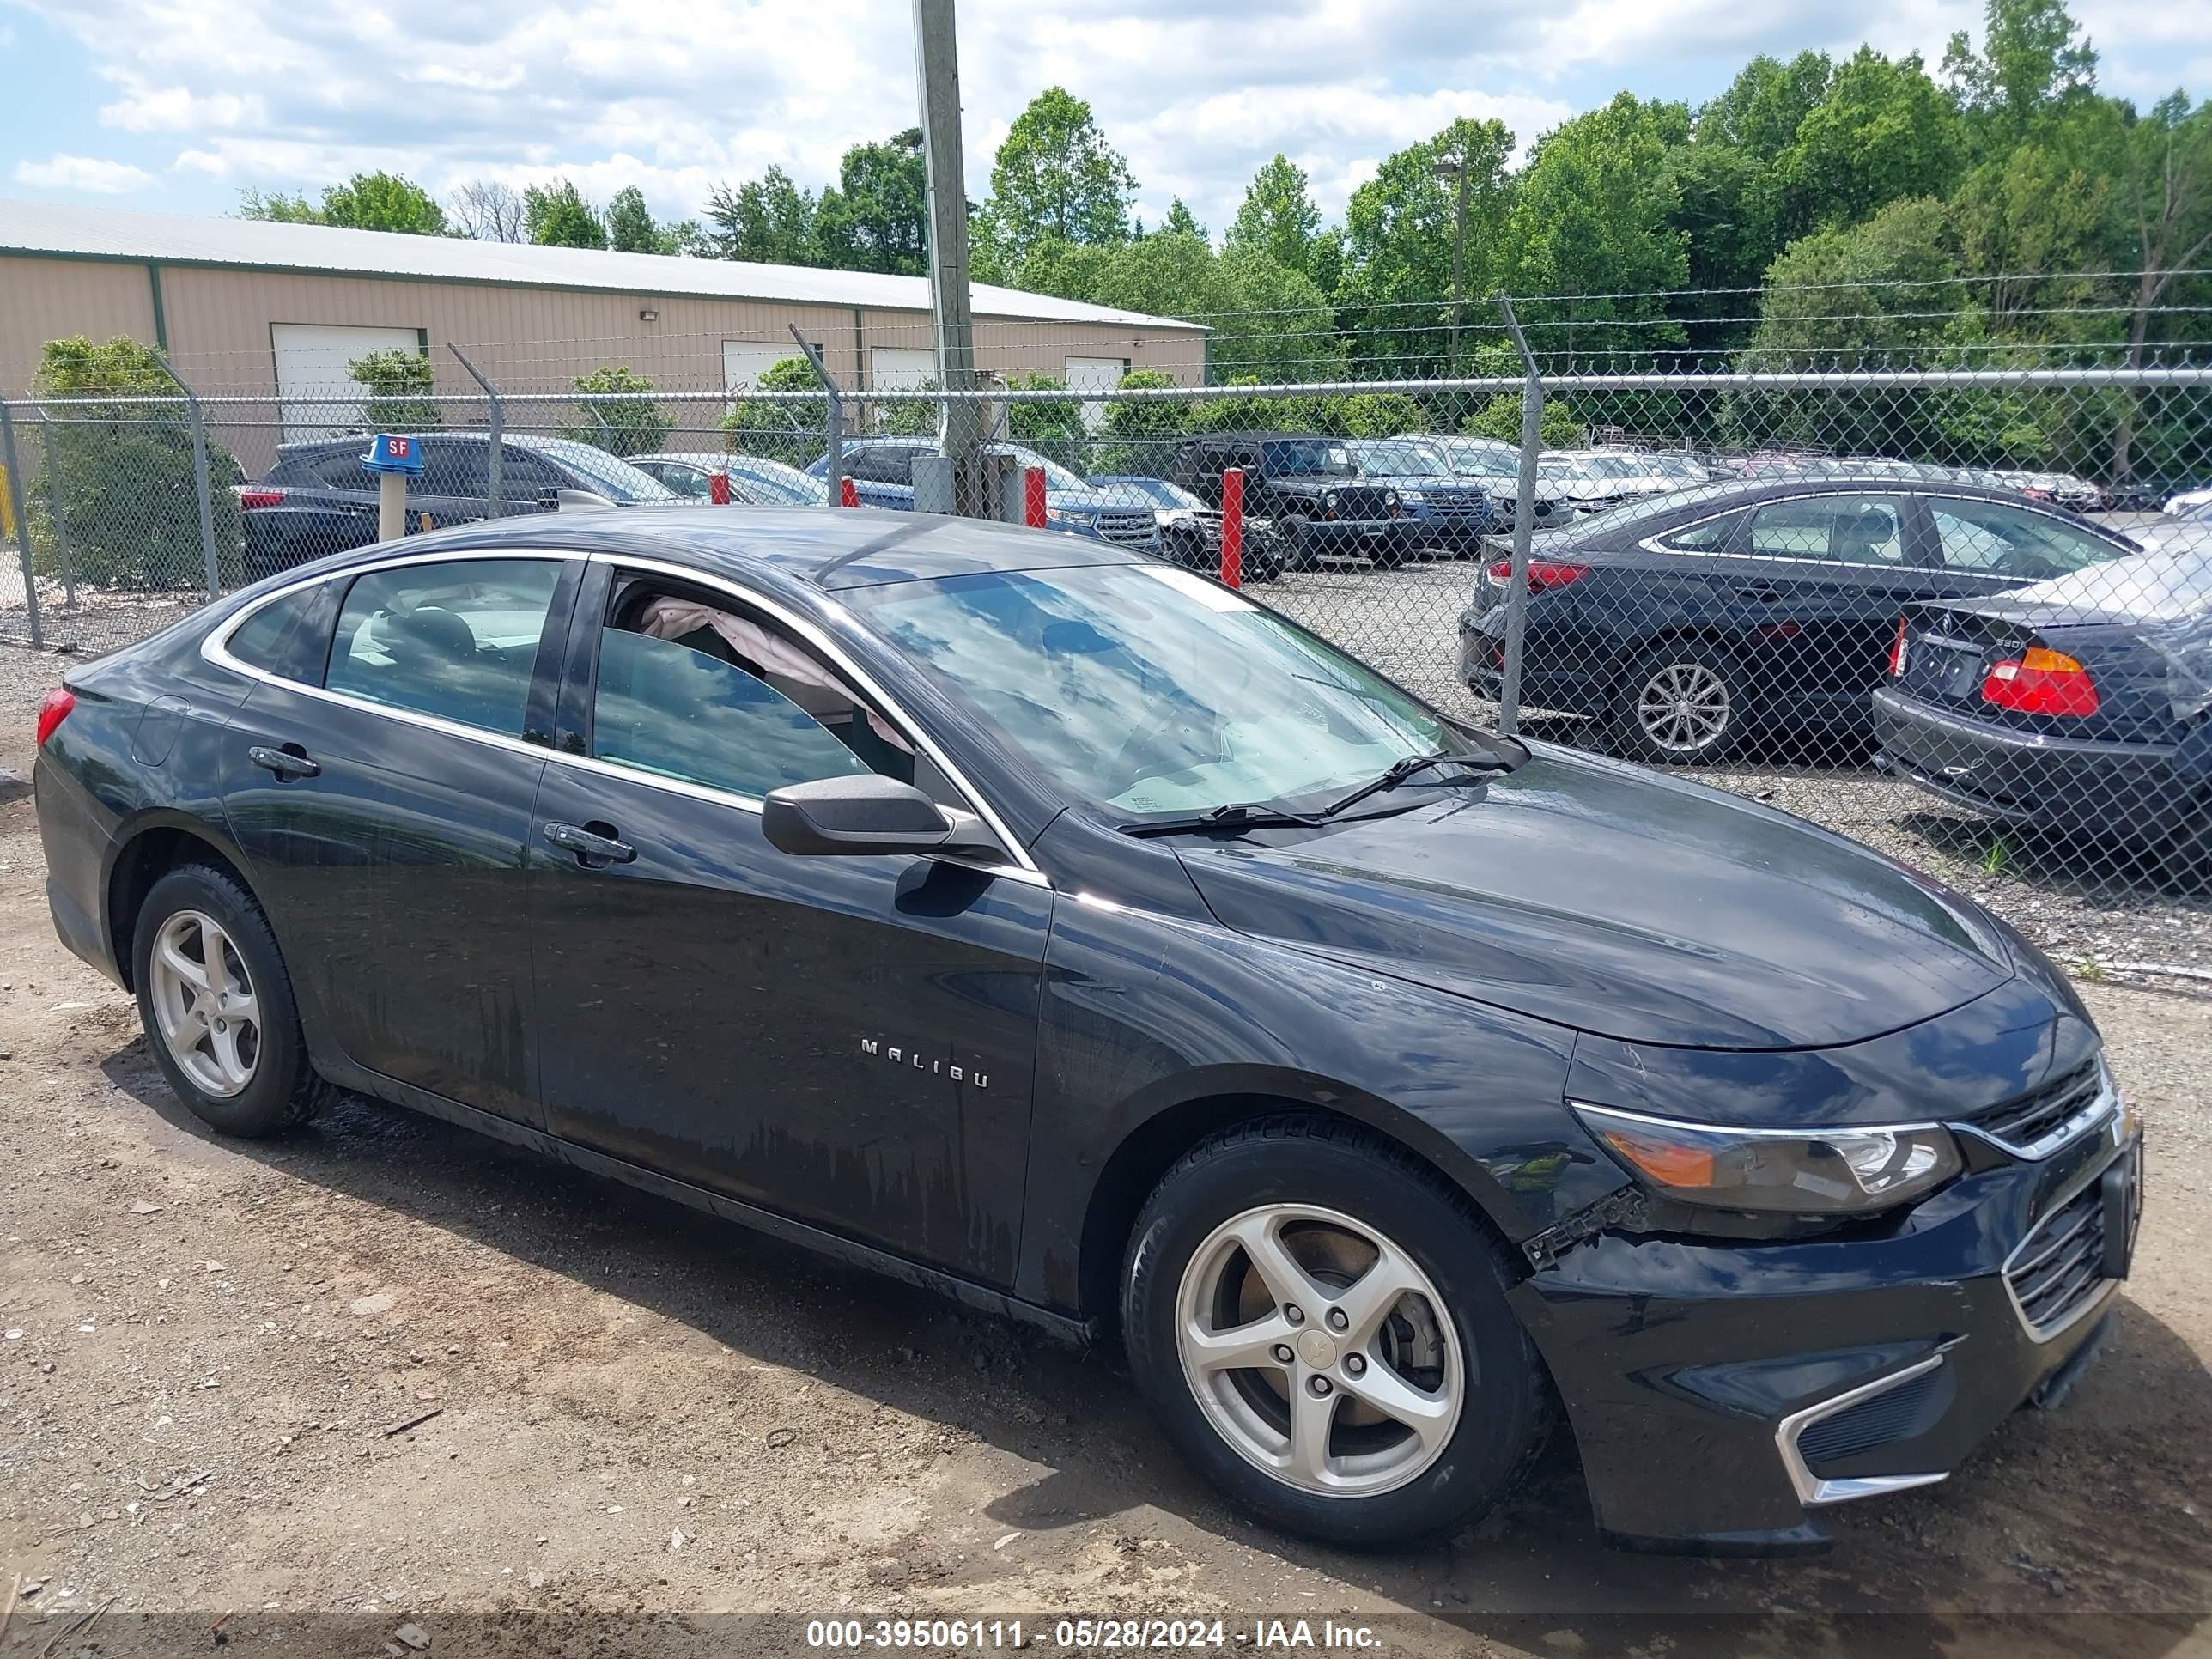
[198,544,1050,889]
[1773,1353,1949,1508]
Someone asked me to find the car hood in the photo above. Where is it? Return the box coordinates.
[1172,749,2014,1052]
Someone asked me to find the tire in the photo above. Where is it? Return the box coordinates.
[1122,1115,1551,1548]
[1613,640,1747,765]
[132,863,333,1137]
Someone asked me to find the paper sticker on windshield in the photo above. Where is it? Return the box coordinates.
[1140,563,1255,612]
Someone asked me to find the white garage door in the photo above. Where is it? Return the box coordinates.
[723,342,811,397]
[1066,356,1132,434]
[271,323,426,441]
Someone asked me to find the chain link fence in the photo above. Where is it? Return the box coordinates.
[4,302,2210,971]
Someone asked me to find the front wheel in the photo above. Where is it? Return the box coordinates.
[1122,1116,1550,1547]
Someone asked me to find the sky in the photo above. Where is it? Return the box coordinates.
[2,0,2208,241]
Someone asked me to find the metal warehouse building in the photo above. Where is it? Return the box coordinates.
[0,199,1207,471]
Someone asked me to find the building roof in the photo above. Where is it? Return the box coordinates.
[0,198,1206,331]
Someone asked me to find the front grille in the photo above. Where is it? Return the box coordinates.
[1095,512,1159,545]
[1796,1365,1950,1472]
[1972,1060,2104,1153]
[2005,1182,2108,1336]
[1426,493,1488,520]
[1328,486,1395,520]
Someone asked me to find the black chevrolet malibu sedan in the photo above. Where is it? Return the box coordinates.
[34,508,2141,1553]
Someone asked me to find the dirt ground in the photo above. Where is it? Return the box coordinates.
[0,655,2209,1659]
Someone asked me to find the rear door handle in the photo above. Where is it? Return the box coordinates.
[247,744,319,780]
[542,820,637,866]
[1734,582,1782,602]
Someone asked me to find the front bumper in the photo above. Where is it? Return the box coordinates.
[1871,687,2192,841]
[1513,1111,2142,1553]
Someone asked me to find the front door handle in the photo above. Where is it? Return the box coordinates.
[247,744,319,780]
[1734,582,1783,603]
[542,820,637,866]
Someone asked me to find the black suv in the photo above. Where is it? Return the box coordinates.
[240,433,675,580]
[1170,433,1413,570]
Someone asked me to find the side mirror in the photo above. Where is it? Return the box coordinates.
[763,774,997,860]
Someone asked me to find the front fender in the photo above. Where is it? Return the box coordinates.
[1015,889,1623,1316]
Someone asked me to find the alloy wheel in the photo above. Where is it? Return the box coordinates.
[148,909,262,1098]
[1174,1204,1464,1498]
[1637,660,1733,756]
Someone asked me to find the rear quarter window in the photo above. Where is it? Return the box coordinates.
[224,583,338,684]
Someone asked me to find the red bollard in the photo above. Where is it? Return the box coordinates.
[840,476,860,509]
[1219,467,1244,589]
[708,471,731,506]
[1024,466,1048,529]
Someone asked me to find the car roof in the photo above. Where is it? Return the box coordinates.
[1553,473,2120,539]
[1182,431,1338,444]
[333,504,1154,592]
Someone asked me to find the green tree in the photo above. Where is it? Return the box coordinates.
[1326,392,1428,437]
[985,88,1138,264]
[605,185,701,255]
[1098,368,1188,473]
[1501,94,1693,353]
[2110,92,2212,480]
[1159,199,1205,240]
[1334,118,1514,374]
[240,171,448,234]
[702,167,820,265]
[1228,155,1323,281]
[720,356,827,465]
[1775,50,1966,237]
[814,130,928,275]
[1943,0,2098,138]
[347,349,441,430]
[1697,52,1834,160]
[562,365,670,456]
[525,179,608,249]
[32,336,241,590]
[1003,373,1089,470]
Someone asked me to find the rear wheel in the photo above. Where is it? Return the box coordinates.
[1615,641,1746,765]
[1122,1115,1549,1547]
[132,865,331,1137]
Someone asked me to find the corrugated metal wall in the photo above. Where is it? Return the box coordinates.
[0,256,161,391]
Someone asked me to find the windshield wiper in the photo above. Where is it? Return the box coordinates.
[1317,749,1511,818]
[1121,802,1331,838]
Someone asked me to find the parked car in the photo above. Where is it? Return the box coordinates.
[1090,475,1286,582]
[33,505,2138,1553]
[1168,433,1413,568]
[631,453,829,505]
[1343,439,1493,556]
[2165,483,2212,516]
[1457,477,2143,763]
[1409,434,1574,531]
[1874,546,2212,863]
[805,438,1158,552]
[1535,451,1685,516]
[240,433,676,580]
[1977,469,2107,512]
[2128,499,2212,555]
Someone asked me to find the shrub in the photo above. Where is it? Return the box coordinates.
[348,349,441,431]
[32,335,241,592]
[720,356,826,466]
[562,365,672,458]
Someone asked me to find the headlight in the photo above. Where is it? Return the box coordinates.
[1573,1103,1962,1214]
[1323,491,1340,513]
[1044,507,1076,527]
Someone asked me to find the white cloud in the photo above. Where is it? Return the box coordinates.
[12,153,157,193]
[7,0,2209,233]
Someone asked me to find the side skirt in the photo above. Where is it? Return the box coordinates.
[313,1054,1097,1349]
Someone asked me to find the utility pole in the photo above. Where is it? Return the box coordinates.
[1433,152,1470,373]
[912,0,984,514]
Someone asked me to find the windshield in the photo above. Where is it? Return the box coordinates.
[988,443,1090,495]
[1443,448,1516,479]
[848,562,1464,816]
[1114,477,1203,510]
[1261,440,1355,477]
[530,440,678,503]
[1352,441,1449,478]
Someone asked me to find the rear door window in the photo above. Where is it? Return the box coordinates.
[325,558,565,736]
[1929,498,2125,579]
[421,441,489,500]
[1744,495,1906,565]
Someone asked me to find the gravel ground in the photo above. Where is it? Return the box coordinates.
[0,638,2209,1657]
[1259,556,2212,988]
